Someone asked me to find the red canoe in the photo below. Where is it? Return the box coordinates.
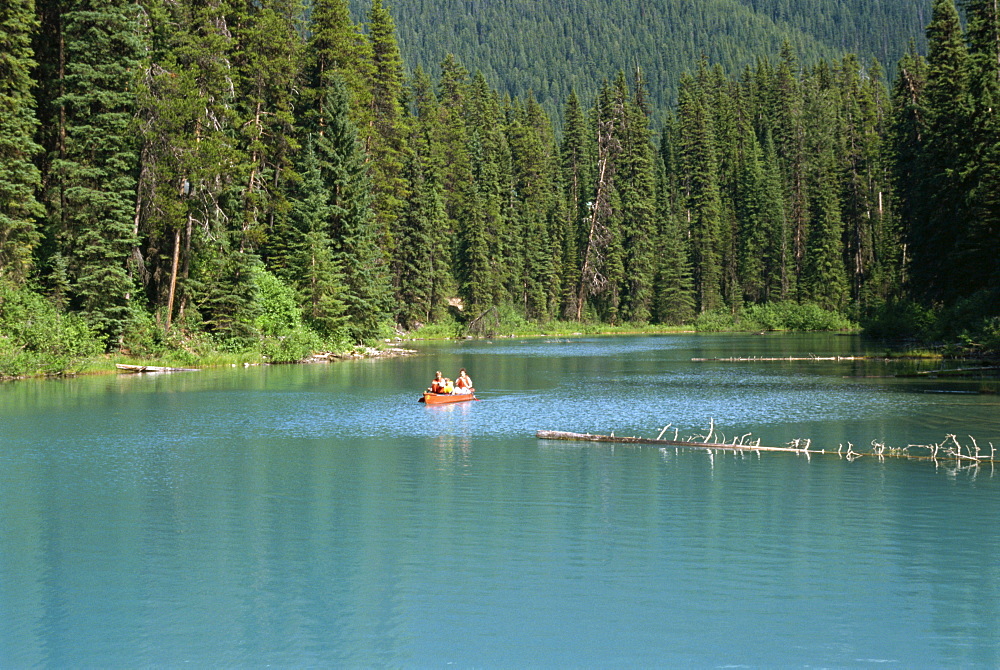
[420,392,477,404]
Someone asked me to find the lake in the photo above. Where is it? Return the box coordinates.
[2,334,999,667]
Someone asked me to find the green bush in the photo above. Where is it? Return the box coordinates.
[260,327,323,363]
[694,301,856,333]
[463,304,529,337]
[693,309,739,332]
[0,280,103,377]
[979,317,1000,354]
[245,268,303,337]
[861,299,936,340]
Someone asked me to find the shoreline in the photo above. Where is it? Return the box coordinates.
[6,329,996,384]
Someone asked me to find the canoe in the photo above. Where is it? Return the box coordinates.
[420,392,477,404]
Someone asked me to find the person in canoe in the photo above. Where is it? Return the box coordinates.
[454,368,474,394]
[429,371,444,394]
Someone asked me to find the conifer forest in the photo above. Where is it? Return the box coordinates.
[1,0,999,372]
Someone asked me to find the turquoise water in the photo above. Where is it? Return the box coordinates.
[2,334,999,667]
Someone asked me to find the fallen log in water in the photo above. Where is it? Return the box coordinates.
[691,355,871,362]
[536,429,820,455]
[536,425,998,466]
[898,365,1000,378]
[116,364,200,373]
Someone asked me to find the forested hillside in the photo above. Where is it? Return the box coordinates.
[350,0,931,122]
[1,0,999,378]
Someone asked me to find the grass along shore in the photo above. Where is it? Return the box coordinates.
[11,295,999,382]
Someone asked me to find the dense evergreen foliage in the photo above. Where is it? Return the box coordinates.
[1,0,999,376]
[349,0,930,123]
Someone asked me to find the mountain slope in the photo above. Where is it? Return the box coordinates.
[349,0,929,120]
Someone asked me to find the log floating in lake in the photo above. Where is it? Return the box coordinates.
[116,364,199,373]
[691,355,871,362]
[536,429,813,455]
[536,426,998,466]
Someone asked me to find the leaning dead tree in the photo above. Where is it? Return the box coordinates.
[575,109,621,321]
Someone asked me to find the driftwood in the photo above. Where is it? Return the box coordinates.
[899,366,1000,378]
[692,355,871,362]
[116,364,199,373]
[537,423,998,467]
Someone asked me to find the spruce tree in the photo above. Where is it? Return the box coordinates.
[675,73,723,313]
[306,0,374,130]
[769,42,808,294]
[317,78,391,341]
[908,0,969,301]
[558,89,591,319]
[617,69,657,324]
[801,65,849,310]
[395,67,451,328]
[959,0,1000,295]
[653,130,696,324]
[508,94,558,320]
[39,0,144,342]
[365,0,410,247]
[575,80,622,321]
[287,138,348,336]
[231,0,304,256]
[460,72,510,311]
[735,122,767,304]
[758,131,792,301]
[135,0,244,330]
[891,43,927,292]
[0,0,43,281]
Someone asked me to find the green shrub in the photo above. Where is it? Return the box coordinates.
[693,309,739,332]
[0,280,103,377]
[861,299,936,340]
[260,327,322,363]
[694,302,856,333]
[245,268,303,337]
[979,317,1000,354]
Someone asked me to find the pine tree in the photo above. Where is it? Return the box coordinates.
[0,0,44,281]
[558,89,591,319]
[907,0,969,301]
[231,0,304,257]
[675,73,723,313]
[365,0,409,247]
[305,0,374,130]
[316,78,392,341]
[395,67,451,328]
[769,42,808,294]
[287,138,347,336]
[959,0,1000,295]
[891,43,927,292]
[135,0,244,330]
[617,68,657,323]
[801,64,849,310]
[38,0,144,342]
[653,129,696,324]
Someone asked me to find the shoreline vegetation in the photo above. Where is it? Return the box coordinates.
[3,291,998,382]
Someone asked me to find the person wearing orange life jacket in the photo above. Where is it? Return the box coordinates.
[454,368,474,394]
[429,371,444,394]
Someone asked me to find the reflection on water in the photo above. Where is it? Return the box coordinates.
[1,334,998,667]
